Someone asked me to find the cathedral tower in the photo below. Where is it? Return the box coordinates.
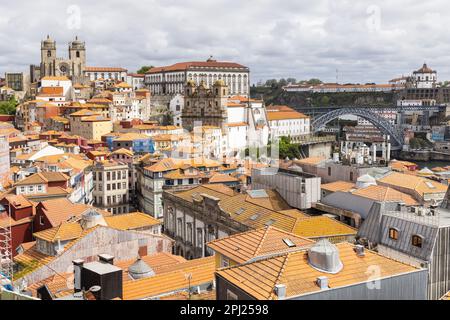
[69,36,86,77]
[40,35,57,77]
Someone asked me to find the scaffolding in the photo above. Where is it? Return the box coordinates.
[0,204,13,290]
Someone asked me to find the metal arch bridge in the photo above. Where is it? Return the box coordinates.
[312,107,404,147]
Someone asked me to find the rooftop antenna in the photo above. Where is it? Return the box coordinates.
[336,69,339,84]
[0,203,13,290]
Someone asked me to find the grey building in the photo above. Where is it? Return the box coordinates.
[358,199,450,300]
[251,167,321,210]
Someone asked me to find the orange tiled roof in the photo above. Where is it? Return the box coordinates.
[207,226,315,264]
[322,181,356,193]
[146,61,248,74]
[105,212,161,231]
[85,66,127,72]
[267,111,309,121]
[216,242,419,300]
[351,185,419,206]
[34,222,83,242]
[122,256,215,300]
[378,172,448,197]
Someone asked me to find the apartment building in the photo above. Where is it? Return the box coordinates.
[92,160,129,215]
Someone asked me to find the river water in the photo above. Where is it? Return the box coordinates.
[414,160,450,169]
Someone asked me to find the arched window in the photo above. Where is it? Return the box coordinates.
[47,50,52,57]
[389,228,399,240]
[76,51,80,58]
[412,235,423,248]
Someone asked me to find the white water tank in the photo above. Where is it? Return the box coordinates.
[308,239,343,274]
[356,174,377,189]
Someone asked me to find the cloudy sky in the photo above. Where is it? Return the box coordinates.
[0,0,449,84]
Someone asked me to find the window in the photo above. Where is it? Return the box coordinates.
[412,235,423,248]
[39,215,44,226]
[389,228,399,240]
[350,172,354,181]
[328,167,332,176]
[221,256,230,268]
[107,172,111,181]
[226,290,238,301]
[76,51,80,58]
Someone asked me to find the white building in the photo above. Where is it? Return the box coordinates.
[266,106,310,142]
[126,73,145,90]
[412,63,437,89]
[357,109,397,126]
[169,94,184,127]
[84,67,128,82]
[225,96,270,153]
[145,57,250,96]
[40,76,72,98]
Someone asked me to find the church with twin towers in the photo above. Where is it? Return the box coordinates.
[31,35,87,82]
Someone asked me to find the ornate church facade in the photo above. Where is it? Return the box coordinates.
[39,35,86,79]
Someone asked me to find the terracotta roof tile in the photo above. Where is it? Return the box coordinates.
[216,242,420,300]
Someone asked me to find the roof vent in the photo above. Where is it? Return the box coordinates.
[316,276,329,290]
[354,245,365,257]
[283,238,296,248]
[128,256,155,280]
[308,239,343,274]
[274,284,286,299]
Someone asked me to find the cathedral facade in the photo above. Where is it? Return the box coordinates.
[182,80,228,132]
[39,35,86,79]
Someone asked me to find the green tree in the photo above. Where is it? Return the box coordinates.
[286,78,297,84]
[307,78,323,85]
[136,66,154,74]
[0,96,18,115]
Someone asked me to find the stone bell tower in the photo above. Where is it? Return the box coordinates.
[40,35,57,77]
[68,36,86,78]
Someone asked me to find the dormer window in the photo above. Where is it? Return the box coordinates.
[389,228,399,240]
[412,235,423,248]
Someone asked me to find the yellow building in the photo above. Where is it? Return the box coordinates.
[69,109,112,141]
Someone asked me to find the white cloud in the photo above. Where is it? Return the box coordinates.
[0,0,449,83]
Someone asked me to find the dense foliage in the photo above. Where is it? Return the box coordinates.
[0,96,18,115]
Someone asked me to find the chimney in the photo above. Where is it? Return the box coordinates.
[316,276,329,290]
[98,254,114,265]
[274,284,286,300]
[73,259,85,293]
[354,245,365,257]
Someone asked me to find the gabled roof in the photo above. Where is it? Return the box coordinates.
[110,148,134,157]
[378,172,448,197]
[15,172,69,186]
[34,222,83,242]
[207,226,315,264]
[38,198,96,227]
